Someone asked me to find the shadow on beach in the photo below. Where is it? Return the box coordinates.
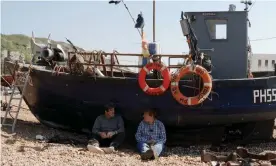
[0,116,204,158]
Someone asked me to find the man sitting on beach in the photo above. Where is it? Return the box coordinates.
[135,109,166,160]
[87,103,125,154]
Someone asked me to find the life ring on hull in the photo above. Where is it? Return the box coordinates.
[170,65,212,106]
[138,62,170,95]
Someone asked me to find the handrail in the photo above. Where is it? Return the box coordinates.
[67,51,188,76]
[67,62,184,68]
[68,51,190,58]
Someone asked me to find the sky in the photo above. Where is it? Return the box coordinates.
[1,0,276,65]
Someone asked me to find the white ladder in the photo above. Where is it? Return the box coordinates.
[1,66,31,133]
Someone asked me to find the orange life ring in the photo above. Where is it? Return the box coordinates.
[138,62,170,95]
[170,65,212,106]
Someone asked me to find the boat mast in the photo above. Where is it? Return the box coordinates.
[153,0,156,42]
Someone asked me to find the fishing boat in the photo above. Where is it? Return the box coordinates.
[3,2,276,145]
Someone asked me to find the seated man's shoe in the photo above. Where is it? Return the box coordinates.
[87,142,104,154]
[102,146,115,154]
[141,150,154,160]
[152,149,159,160]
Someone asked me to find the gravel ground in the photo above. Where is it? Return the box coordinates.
[1,94,276,166]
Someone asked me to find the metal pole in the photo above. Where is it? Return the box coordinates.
[153,0,156,42]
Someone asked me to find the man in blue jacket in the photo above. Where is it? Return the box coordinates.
[87,103,125,154]
[135,109,166,160]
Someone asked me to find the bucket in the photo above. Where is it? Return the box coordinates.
[148,42,158,55]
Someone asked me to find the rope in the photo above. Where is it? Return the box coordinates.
[1,102,30,119]
[248,0,256,11]
[121,0,142,37]
[1,76,12,88]
[9,104,29,111]
[110,0,142,38]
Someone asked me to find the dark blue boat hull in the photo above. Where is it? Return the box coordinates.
[19,67,276,134]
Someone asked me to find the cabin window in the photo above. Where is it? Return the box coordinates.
[205,19,227,40]
[258,60,261,67]
[272,60,275,66]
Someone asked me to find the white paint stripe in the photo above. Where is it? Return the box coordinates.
[160,65,166,72]
[143,85,149,92]
[198,97,204,104]
[143,67,149,74]
[204,83,212,87]
[159,85,165,91]
[188,98,191,105]
[171,82,178,86]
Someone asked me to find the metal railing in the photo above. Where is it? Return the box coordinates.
[67,50,189,77]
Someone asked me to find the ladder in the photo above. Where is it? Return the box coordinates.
[1,64,32,133]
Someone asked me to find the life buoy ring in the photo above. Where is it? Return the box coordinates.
[170,65,212,106]
[138,62,170,95]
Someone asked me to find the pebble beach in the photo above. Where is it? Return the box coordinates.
[1,94,276,166]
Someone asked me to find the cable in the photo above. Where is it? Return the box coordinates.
[247,1,275,43]
[250,37,276,41]
[248,0,256,11]
[113,0,142,38]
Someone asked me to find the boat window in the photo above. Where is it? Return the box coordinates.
[265,60,268,67]
[258,60,261,67]
[205,19,227,40]
[272,60,275,66]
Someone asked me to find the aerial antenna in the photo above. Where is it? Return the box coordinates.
[241,0,252,11]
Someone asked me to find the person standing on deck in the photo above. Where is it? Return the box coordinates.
[87,103,125,154]
[135,109,166,160]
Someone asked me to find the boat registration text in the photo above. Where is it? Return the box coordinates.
[253,89,276,103]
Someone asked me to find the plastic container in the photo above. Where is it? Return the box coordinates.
[148,42,158,55]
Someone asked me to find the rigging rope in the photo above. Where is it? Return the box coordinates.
[109,0,142,38]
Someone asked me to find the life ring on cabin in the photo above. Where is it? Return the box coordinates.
[170,65,212,106]
[138,62,170,95]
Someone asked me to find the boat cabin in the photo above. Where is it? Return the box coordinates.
[182,10,248,79]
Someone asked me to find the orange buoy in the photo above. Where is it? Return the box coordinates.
[138,62,170,95]
[170,65,212,106]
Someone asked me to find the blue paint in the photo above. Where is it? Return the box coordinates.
[142,57,148,66]
[148,42,158,55]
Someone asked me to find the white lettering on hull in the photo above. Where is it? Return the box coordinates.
[253,89,276,103]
